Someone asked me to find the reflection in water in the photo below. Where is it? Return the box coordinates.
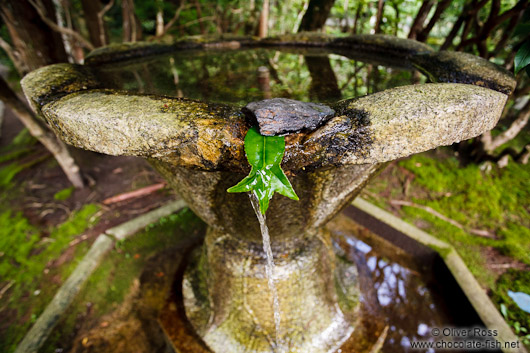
[94,48,425,105]
[329,216,465,353]
[305,56,342,102]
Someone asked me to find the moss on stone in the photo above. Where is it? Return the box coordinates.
[21,63,100,114]
[85,42,177,66]
[332,34,434,57]
[411,51,516,95]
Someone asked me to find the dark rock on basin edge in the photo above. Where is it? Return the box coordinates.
[243,98,335,136]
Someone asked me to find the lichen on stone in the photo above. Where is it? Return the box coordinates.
[21,63,100,114]
[410,51,516,95]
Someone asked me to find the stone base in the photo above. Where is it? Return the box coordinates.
[159,226,361,353]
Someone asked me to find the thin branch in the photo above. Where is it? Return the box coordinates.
[519,144,530,164]
[490,11,521,58]
[486,101,530,153]
[416,0,452,42]
[369,325,390,353]
[156,0,164,36]
[0,281,14,300]
[160,2,187,36]
[441,0,489,50]
[408,0,435,40]
[193,0,206,34]
[97,0,114,46]
[0,37,23,74]
[390,200,496,238]
[28,0,94,50]
[458,0,529,52]
[102,183,167,205]
[178,15,216,29]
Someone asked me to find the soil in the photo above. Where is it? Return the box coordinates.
[0,105,176,231]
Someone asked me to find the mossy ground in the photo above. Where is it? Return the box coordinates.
[39,208,204,353]
[363,148,530,347]
[0,131,103,353]
[0,204,100,353]
[0,124,172,352]
[0,129,98,351]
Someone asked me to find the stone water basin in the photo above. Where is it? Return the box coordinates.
[21,34,515,353]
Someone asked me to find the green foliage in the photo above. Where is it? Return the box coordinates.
[84,208,199,312]
[494,270,530,347]
[0,204,100,302]
[0,210,40,280]
[0,163,29,187]
[0,129,37,164]
[228,127,298,214]
[53,186,75,201]
[514,40,530,75]
[0,155,49,188]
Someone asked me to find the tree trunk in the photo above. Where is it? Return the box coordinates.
[193,0,206,34]
[122,0,141,41]
[81,0,108,47]
[416,0,452,42]
[391,0,400,36]
[352,2,363,34]
[0,0,68,74]
[156,0,165,36]
[374,0,385,34]
[408,0,435,40]
[258,0,269,38]
[298,0,336,32]
[0,76,84,188]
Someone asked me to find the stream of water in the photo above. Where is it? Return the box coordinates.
[248,192,285,353]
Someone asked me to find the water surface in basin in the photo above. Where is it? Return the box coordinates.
[328,214,471,353]
[93,48,425,105]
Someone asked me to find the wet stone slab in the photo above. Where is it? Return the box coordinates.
[410,51,516,95]
[243,98,335,136]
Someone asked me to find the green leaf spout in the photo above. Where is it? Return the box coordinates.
[227,127,299,214]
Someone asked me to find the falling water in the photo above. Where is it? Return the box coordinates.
[248,192,284,353]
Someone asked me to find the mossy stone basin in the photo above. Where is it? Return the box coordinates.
[21,33,514,353]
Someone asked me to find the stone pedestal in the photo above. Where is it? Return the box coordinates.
[152,163,382,352]
[183,227,359,353]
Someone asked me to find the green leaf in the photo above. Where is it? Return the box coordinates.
[514,40,530,74]
[227,127,299,214]
[500,303,508,318]
[514,22,530,37]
